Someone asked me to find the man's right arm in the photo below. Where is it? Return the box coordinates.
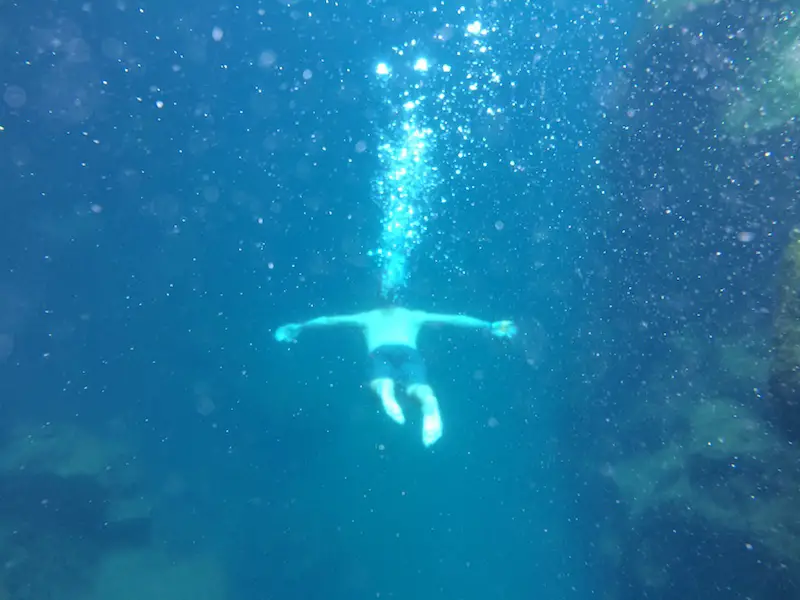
[302,314,368,328]
[275,313,369,343]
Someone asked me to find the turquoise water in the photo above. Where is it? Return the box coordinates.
[0,1,796,599]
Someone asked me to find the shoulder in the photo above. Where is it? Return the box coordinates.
[406,309,429,322]
[356,310,379,324]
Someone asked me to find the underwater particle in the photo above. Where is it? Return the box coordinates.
[435,25,454,42]
[101,37,124,59]
[737,231,755,242]
[3,85,26,109]
[258,50,277,67]
[495,220,504,230]
[65,37,91,63]
[599,463,615,478]
[0,333,13,361]
[203,186,220,203]
[211,26,223,41]
[196,395,215,416]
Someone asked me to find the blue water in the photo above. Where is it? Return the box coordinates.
[0,1,797,599]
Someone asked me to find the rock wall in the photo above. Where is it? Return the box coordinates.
[769,226,800,441]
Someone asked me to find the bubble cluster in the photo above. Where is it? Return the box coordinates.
[370,7,508,298]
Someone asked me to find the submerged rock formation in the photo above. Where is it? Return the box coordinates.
[0,422,152,600]
[769,226,800,442]
[603,392,800,598]
[591,323,800,598]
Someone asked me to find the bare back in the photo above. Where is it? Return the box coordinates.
[361,308,424,351]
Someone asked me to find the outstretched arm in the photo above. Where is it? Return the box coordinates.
[302,314,367,328]
[275,313,368,343]
[417,312,517,338]
[418,312,492,329]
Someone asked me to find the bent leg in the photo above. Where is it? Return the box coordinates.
[370,378,405,425]
[407,384,443,447]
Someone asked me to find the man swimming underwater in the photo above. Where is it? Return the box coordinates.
[274,306,516,447]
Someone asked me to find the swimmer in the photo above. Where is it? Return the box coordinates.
[275,306,516,447]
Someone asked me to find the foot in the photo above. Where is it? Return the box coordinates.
[422,411,443,447]
[382,395,406,425]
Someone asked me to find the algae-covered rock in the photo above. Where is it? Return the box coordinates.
[0,422,128,478]
[609,395,800,565]
[723,17,800,137]
[0,422,150,523]
[610,396,773,512]
[638,0,800,138]
[714,334,770,397]
[688,397,770,459]
[0,423,154,599]
[768,226,800,441]
[0,421,142,486]
[88,548,227,600]
[598,322,800,593]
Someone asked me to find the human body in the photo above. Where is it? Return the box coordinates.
[275,307,516,446]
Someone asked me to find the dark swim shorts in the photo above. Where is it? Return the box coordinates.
[369,345,428,386]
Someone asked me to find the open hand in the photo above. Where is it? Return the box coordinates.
[275,323,302,343]
[490,320,517,339]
